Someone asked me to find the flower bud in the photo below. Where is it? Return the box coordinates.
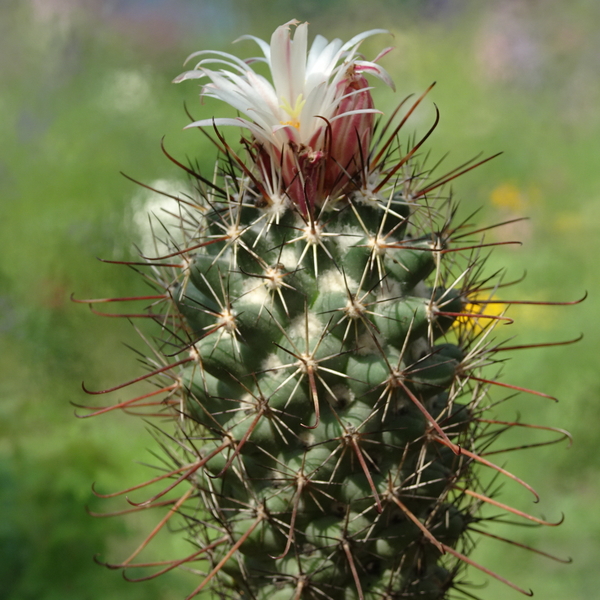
[324,71,375,196]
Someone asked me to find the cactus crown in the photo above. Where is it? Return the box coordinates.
[78,21,575,600]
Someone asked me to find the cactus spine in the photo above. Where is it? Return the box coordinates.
[79,20,574,600]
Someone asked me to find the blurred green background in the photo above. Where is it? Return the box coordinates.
[2,0,600,598]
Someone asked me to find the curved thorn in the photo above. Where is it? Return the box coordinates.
[493,334,583,353]
[122,537,228,581]
[450,216,529,241]
[215,414,262,478]
[440,543,533,596]
[438,311,513,324]
[370,83,436,169]
[374,103,441,193]
[472,294,587,306]
[91,463,193,498]
[121,488,193,567]
[459,488,563,526]
[389,494,444,553]
[349,437,382,513]
[160,137,225,195]
[71,292,167,304]
[435,438,539,501]
[271,481,304,560]
[184,514,263,599]
[97,257,184,268]
[469,527,572,563]
[466,375,558,402]
[342,541,364,600]
[398,380,458,453]
[440,240,522,253]
[139,236,230,261]
[87,498,177,517]
[414,152,503,199]
[75,384,177,418]
[128,442,230,506]
[476,419,573,449]
[301,370,321,430]
[82,358,191,395]
[88,308,164,319]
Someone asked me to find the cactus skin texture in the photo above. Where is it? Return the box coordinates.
[78,21,578,600]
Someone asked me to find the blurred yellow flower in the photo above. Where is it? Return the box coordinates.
[490,183,541,214]
[490,183,526,211]
[456,296,507,334]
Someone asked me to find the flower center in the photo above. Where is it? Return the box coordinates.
[279,94,306,129]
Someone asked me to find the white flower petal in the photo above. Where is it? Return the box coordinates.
[338,28,390,54]
[178,22,394,162]
[270,21,307,104]
[172,70,207,83]
[306,36,342,76]
[234,34,272,62]
[183,49,252,72]
[354,60,396,90]
[184,117,274,146]
[329,108,382,122]
[305,34,331,71]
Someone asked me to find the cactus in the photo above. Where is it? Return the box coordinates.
[77,20,577,600]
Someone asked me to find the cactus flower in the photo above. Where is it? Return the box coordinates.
[174,20,393,213]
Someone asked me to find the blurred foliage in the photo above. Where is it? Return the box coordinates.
[1,1,600,599]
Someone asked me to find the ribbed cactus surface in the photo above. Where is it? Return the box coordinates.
[79,20,574,600]
[175,180,472,600]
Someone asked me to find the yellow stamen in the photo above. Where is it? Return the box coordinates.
[279,94,306,129]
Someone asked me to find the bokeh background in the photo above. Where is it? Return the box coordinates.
[2,0,600,599]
